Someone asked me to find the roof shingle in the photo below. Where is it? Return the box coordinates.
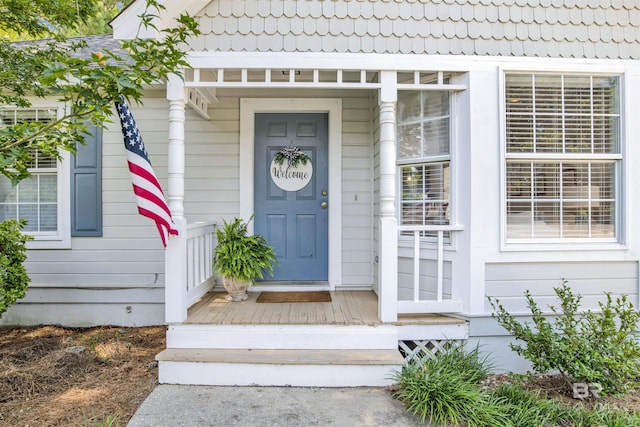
[191,0,640,59]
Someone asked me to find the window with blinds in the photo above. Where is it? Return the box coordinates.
[397,91,451,235]
[505,74,620,241]
[0,108,59,234]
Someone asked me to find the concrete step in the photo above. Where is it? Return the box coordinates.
[156,348,404,387]
[166,324,400,350]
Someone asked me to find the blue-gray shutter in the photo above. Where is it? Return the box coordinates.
[71,123,102,236]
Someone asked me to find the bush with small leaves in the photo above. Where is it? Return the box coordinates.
[0,219,32,318]
[489,280,640,396]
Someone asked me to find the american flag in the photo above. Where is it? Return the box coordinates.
[115,97,178,247]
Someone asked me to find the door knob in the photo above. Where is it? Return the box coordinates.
[321,201,328,209]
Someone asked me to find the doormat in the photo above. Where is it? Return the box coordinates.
[256,291,332,303]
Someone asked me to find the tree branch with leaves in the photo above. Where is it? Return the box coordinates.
[0,0,200,184]
[0,0,199,319]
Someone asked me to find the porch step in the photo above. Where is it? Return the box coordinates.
[156,348,404,387]
[166,324,399,350]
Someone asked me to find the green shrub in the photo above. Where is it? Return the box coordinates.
[420,342,493,384]
[393,340,640,426]
[580,405,640,427]
[393,343,506,426]
[0,219,31,319]
[489,280,640,395]
[491,383,640,427]
[561,404,640,427]
[491,383,563,427]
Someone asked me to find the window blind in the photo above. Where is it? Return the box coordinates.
[505,74,620,241]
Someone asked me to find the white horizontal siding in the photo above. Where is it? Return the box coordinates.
[1,301,164,327]
[69,238,162,251]
[341,105,374,289]
[184,95,241,224]
[18,286,164,304]
[9,88,379,326]
[25,95,171,289]
[26,249,162,263]
[26,261,164,275]
[14,274,162,287]
[398,257,452,301]
[484,261,639,313]
[4,95,173,326]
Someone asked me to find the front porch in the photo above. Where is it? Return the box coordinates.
[157,290,468,386]
[169,220,468,328]
[163,54,471,324]
[158,53,472,386]
[185,290,464,328]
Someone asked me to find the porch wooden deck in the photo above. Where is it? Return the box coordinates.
[186,290,464,326]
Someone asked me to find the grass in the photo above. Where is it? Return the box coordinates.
[394,343,507,426]
[393,343,640,426]
[83,411,120,427]
[491,383,563,427]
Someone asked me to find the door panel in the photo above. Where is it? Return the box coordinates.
[296,214,317,259]
[266,214,287,259]
[254,113,328,281]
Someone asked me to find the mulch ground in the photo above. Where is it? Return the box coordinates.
[2,326,639,426]
[0,325,166,427]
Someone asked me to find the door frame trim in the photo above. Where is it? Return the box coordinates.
[240,98,342,289]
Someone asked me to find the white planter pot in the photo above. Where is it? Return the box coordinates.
[223,277,249,301]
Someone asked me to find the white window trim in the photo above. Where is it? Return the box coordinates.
[499,69,626,252]
[239,98,342,289]
[0,103,71,249]
[26,148,71,249]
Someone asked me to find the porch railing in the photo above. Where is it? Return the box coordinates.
[185,221,217,306]
[396,224,464,314]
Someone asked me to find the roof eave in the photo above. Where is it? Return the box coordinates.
[110,0,211,40]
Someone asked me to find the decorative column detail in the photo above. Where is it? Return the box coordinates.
[167,73,186,221]
[379,101,397,220]
[378,71,399,323]
[165,73,188,323]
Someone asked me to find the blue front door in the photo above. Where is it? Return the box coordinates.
[254,113,329,281]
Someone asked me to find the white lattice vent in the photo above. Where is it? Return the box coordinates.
[398,339,465,365]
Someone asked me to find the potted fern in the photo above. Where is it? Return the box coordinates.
[212,217,278,301]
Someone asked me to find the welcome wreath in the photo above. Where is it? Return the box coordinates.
[273,144,311,169]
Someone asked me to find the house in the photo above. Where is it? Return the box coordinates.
[2,0,639,386]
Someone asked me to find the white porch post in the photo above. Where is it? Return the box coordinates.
[378,71,399,323]
[165,73,188,323]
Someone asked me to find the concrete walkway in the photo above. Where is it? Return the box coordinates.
[127,385,424,427]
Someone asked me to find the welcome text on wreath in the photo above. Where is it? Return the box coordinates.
[270,143,313,192]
